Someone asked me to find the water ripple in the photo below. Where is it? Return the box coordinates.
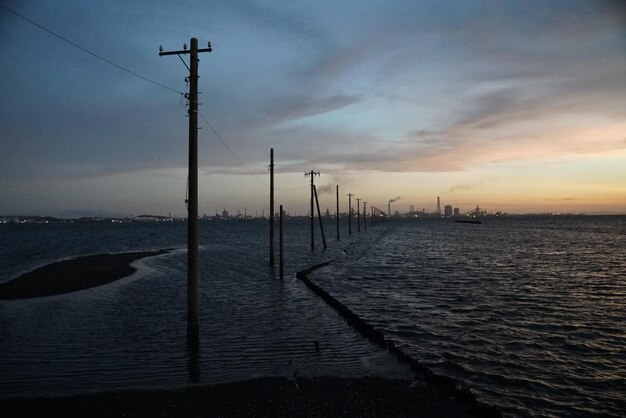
[311,216,626,417]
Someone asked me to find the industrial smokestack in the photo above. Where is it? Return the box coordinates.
[387,196,401,217]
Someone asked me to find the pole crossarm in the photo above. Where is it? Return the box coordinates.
[159,42,213,56]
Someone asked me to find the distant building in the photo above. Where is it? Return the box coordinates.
[453,207,460,216]
[222,209,229,218]
[444,205,453,217]
[132,215,158,222]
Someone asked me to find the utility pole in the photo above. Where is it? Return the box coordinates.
[313,185,327,249]
[305,171,320,250]
[160,38,212,342]
[269,148,275,267]
[347,193,353,235]
[363,201,367,230]
[336,185,340,241]
[356,198,361,232]
[279,204,284,279]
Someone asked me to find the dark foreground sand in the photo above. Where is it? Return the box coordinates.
[0,250,170,299]
[1,376,500,417]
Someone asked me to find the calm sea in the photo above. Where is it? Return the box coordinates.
[1,216,624,417]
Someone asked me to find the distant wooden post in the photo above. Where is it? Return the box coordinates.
[356,198,361,232]
[363,201,367,230]
[305,171,320,250]
[313,185,327,249]
[347,193,353,235]
[336,185,340,241]
[269,148,275,267]
[279,204,284,279]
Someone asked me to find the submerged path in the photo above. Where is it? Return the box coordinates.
[0,250,170,300]
[296,262,501,417]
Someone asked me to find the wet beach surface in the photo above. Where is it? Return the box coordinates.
[2,376,499,418]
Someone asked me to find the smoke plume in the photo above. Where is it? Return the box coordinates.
[315,183,335,195]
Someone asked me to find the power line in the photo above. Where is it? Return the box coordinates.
[198,111,267,187]
[2,2,268,189]
[0,3,183,95]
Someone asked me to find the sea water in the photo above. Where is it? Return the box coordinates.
[0,219,410,396]
[310,216,626,417]
[0,216,624,417]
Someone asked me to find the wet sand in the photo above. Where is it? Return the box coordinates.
[1,376,500,417]
[0,250,170,300]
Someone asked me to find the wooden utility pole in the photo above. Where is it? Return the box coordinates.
[269,148,275,267]
[160,38,212,342]
[279,204,284,279]
[356,198,361,232]
[305,171,320,250]
[313,185,327,249]
[347,193,353,235]
[336,185,340,241]
[363,201,367,230]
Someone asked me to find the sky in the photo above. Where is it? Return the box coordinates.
[1,0,625,217]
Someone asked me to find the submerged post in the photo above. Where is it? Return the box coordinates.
[279,204,284,279]
[313,185,327,249]
[160,37,213,341]
[363,201,367,230]
[269,148,275,267]
[356,198,361,232]
[336,185,340,241]
[347,193,353,235]
[363,202,367,229]
[305,170,320,250]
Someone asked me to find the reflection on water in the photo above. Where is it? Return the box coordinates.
[187,339,200,385]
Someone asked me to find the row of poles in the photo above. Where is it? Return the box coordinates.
[162,38,384,342]
[268,148,384,280]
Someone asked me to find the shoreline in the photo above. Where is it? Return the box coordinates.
[0,250,170,300]
[1,375,499,417]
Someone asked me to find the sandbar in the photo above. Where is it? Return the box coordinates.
[0,250,170,300]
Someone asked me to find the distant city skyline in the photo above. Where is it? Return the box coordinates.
[1,1,625,217]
